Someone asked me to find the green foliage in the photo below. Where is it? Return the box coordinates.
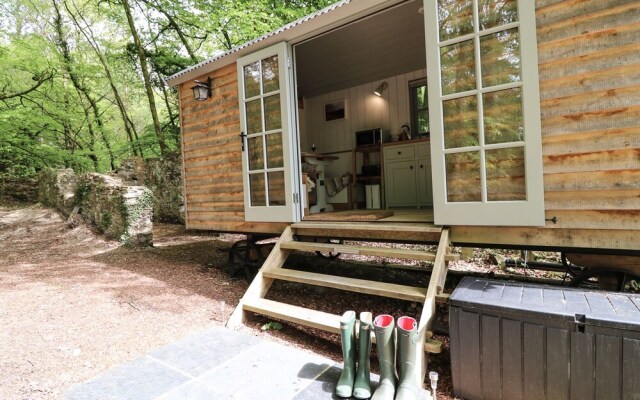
[99,210,112,231]
[125,189,154,222]
[626,279,639,293]
[74,180,90,205]
[0,0,332,179]
[261,321,284,331]
[119,188,154,243]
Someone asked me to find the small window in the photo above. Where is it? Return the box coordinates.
[409,79,429,138]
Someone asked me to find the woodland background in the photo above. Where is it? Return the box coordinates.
[0,0,334,178]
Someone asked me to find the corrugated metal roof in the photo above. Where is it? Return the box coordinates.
[165,0,353,86]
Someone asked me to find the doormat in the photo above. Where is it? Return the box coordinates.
[304,210,394,221]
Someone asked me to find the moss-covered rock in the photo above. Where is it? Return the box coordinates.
[77,174,153,246]
[143,152,184,224]
[119,186,154,246]
[38,169,153,247]
[37,168,78,216]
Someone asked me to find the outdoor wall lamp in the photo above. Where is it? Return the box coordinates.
[192,77,212,101]
[374,81,388,97]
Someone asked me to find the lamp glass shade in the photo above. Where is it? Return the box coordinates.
[192,84,209,101]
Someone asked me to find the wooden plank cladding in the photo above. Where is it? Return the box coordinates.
[536,0,640,236]
[179,63,249,232]
[451,227,638,252]
[172,0,639,250]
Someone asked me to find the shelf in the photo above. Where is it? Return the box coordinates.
[356,175,381,182]
[354,143,381,153]
[352,143,383,209]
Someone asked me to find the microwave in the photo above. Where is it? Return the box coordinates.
[355,128,390,146]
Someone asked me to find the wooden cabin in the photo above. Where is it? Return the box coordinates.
[167,0,639,382]
[168,0,639,254]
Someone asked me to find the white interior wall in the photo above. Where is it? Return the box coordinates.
[300,68,426,156]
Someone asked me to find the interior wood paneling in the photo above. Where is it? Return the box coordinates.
[301,69,425,154]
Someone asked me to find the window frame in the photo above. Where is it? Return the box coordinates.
[424,0,545,226]
[409,78,429,138]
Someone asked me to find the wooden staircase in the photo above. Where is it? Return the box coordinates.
[227,222,455,363]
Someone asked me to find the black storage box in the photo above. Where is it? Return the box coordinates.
[449,277,640,400]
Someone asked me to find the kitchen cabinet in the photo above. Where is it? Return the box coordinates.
[383,141,433,208]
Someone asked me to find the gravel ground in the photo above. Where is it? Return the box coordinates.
[1,203,565,400]
[0,205,246,400]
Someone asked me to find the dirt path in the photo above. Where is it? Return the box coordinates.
[0,205,246,400]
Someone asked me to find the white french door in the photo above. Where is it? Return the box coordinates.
[424,0,545,226]
[237,42,300,222]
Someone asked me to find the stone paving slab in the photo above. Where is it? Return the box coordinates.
[292,365,378,400]
[66,326,431,400]
[66,327,335,400]
[199,340,332,399]
[147,326,262,377]
[66,356,190,400]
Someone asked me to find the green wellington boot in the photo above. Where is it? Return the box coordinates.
[353,312,373,399]
[371,315,396,400]
[395,316,420,400]
[336,310,357,398]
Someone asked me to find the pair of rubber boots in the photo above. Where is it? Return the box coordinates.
[336,311,373,399]
[336,312,420,400]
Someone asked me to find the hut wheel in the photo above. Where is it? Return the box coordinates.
[228,240,265,281]
[570,269,640,293]
[314,238,343,259]
[560,252,585,277]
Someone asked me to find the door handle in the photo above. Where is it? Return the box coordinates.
[239,132,247,152]
[420,165,424,169]
[410,165,413,170]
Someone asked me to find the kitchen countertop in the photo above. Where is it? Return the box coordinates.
[382,137,430,148]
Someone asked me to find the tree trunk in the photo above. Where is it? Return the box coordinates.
[53,0,99,170]
[63,0,142,158]
[156,70,178,134]
[121,0,168,156]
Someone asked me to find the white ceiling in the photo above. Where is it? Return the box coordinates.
[294,0,427,98]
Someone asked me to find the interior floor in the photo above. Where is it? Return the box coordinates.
[302,208,434,223]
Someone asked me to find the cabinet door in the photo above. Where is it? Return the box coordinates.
[417,156,433,206]
[385,160,417,207]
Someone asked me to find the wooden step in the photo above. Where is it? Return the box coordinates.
[263,268,427,302]
[281,240,460,262]
[291,221,442,243]
[243,298,341,333]
[243,298,442,353]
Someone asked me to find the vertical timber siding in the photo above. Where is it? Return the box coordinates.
[537,0,640,232]
[179,63,286,233]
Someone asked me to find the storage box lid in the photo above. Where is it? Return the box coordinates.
[450,277,640,330]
